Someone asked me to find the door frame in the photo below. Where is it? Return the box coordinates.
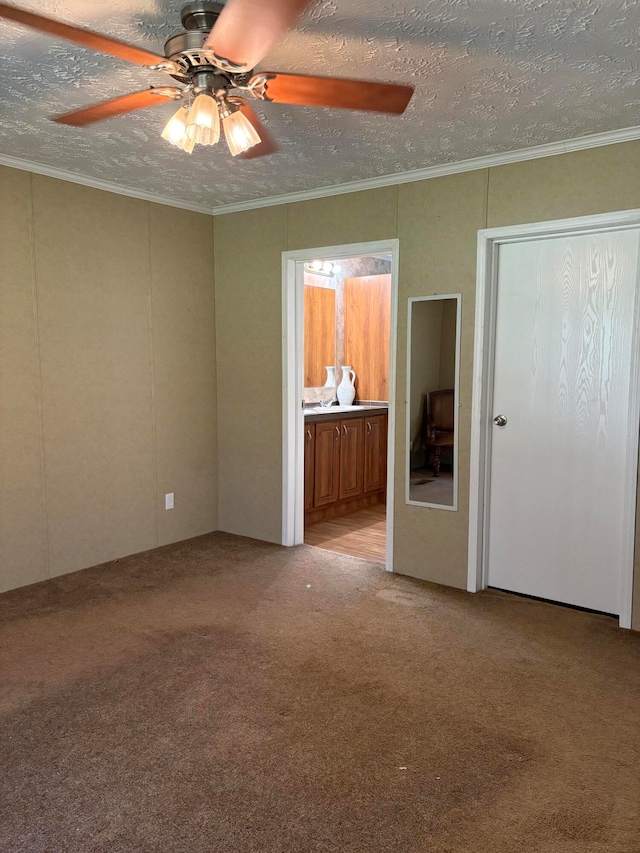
[282,239,400,571]
[468,209,640,629]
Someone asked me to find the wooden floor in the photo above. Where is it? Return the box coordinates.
[304,504,386,563]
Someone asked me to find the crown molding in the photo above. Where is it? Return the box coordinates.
[2,124,639,218]
[0,152,212,215]
[209,124,640,216]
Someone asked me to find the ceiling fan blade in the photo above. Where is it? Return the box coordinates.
[229,98,279,159]
[0,2,180,72]
[52,88,182,127]
[250,72,414,114]
[204,0,311,71]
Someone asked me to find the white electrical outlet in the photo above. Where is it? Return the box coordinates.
[165,492,174,511]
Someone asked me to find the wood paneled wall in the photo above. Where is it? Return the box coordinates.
[344,275,391,401]
[304,285,336,387]
[215,141,640,628]
[0,167,217,593]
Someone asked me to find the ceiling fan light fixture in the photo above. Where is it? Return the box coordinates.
[161,105,195,153]
[186,93,220,145]
[0,1,414,162]
[221,105,261,156]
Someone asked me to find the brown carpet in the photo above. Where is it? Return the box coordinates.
[1,532,639,853]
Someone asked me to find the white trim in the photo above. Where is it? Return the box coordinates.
[3,123,640,217]
[0,152,212,215]
[405,294,462,512]
[385,244,400,571]
[281,239,400,573]
[467,234,494,591]
[211,125,640,216]
[468,208,640,629]
[621,247,640,629]
[281,253,300,547]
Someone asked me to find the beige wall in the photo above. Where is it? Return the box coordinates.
[0,168,217,592]
[395,169,488,585]
[214,141,640,629]
[3,141,639,627]
[214,205,287,542]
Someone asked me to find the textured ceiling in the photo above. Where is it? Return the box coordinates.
[1,0,639,209]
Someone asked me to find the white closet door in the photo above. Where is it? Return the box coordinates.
[487,228,640,614]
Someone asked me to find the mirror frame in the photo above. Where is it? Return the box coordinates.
[405,294,462,511]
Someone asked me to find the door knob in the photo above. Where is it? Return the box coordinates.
[493,414,507,427]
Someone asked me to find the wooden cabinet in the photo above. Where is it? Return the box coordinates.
[304,424,315,510]
[313,419,341,507]
[364,414,387,493]
[339,418,364,500]
[305,410,387,526]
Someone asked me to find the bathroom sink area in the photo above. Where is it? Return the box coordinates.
[325,405,364,413]
[304,405,360,415]
[304,405,384,415]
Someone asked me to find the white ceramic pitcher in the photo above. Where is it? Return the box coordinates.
[324,366,336,387]
[337,366,357,405]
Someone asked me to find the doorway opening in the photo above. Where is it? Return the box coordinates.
[282,240,399,569]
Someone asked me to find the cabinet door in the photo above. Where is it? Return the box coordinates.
[304,423,316,510]
[339,418,364,500]
[314,420,341,507]
[364,414,387,493]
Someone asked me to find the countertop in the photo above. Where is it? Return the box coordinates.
[304,405,388,423]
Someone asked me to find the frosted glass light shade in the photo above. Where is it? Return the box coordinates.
[186,94,220,145]
[162,106,188,144]
[161,106,195,153]
[222,108,261,156]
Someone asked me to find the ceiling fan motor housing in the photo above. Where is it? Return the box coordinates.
[192,69,231,95]
[180,1,224,31]
[164,2,251,85]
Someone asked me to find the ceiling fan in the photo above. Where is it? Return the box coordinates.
[0,0,414,158]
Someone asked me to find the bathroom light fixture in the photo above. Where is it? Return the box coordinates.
[305,260,336,276]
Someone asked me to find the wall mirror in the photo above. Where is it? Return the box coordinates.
[303,255,392,406]
[406,295,461,510]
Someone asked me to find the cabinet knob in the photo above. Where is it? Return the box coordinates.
[334,426,340,439]
[306,429,312,442]
[342,424,347,437]
[367,421,372,434]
